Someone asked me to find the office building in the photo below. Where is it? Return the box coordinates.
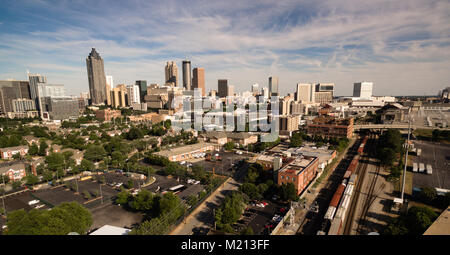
[43,84,65,98]
[353,82,373,99]
[28,73,47,116]
[0,80,32,115]
[295,83,315,102]
[218,79,229,98]
[182,60,191,90]
[12,99,35,112]
[279,115,300,135]
[314,83,334,104]
[165,61,178,87]
[96,109,121,122]
[277,156,319,195]
[192,67,205,96]
[86,48,107,105]
[127,84,140,105]
[135,80,147,101]
[252,83,259,94]
[262,87,269,99]
[306,116,354,139]
[106,75,113,105]
[42,97,80,121]
[111,84,128,108]
[269,76,279,96]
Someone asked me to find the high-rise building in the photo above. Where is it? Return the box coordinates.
[353,82,373,98]
[218,79,228,98]
[42,97,79,121]
[314,83,334,104]
[252,83,259,94]
[192,68,205,96]
[135,80,147,101]
[182,60,192,90]
[269,76,279,96]
[127,84,140,105]
[295,83,315,102]
[86,48,107,105]
[228,85,235,98]
[262,87,269,99]
[27,73,47,118]
[0,80,32,115]
[111,84,128,108]
[106,75,113,105]
[43,84,65,98]
[165,61,178,87]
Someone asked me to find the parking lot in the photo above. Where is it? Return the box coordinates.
[190,151,249,176]
[234,200,288,235]
[412,140,450,190]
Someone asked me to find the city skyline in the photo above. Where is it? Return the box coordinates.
[0,1,449,96]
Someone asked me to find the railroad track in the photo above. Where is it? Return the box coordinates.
[357,137,382,234]
[342,138,371,235]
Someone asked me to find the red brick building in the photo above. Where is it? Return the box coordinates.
[277,156,319,195]
[306,116,354,139]
[95,109,121,122]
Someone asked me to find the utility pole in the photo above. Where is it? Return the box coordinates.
[99,184,103,204]
[401,109,412,202]
[1,175,6,218]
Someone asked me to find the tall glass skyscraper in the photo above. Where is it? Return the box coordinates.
[135,80,147,101]
[86,48,107,105]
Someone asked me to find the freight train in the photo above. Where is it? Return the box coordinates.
[321,136,368,235]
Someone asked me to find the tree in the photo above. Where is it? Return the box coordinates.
[159,192,185,224]
[130,190,157,212]
[419,187,437,204]
[4,202,92,235]
[224,142,235,151]
[130,217,169,235]
[12,180,22,190]
[84,145,107,162]
[28,143,39,156]
[45,153,65,172]
[38,140,48,156]
[241,226,254,235]
[80,159,95,172]
[83,190,91,200]
[379,148,396,167]
[289,133,303,147]
[240,183,261,200]
[280,183,298,201]
[25,174,39,186]
[126,127,144,140]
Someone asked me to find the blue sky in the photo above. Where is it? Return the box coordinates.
[0,0,449,96]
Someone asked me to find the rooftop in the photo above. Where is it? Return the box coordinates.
[423,206,450,235]
[154,142,217,157]
[279,156,317,175]
[89,225,131,235]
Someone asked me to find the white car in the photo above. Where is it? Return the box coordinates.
[180,161,186,165]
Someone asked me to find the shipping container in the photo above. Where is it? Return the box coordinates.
[328,217,342,235]
[324,206,337,220]
[344,170,352,179]
[349,174,357,185]
[347,156,359,174]
[426,164,432,175]
[344,184,354,196]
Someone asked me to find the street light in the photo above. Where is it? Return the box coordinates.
[401,108,412,202]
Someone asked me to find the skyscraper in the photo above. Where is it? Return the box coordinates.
[314,83,334,104]
[218,79,228,98]
[86,48,107,105]
[28,73,47,118]
[295,83,314,102]
[106,75,113,105]
[135,80,147,101]
[269,76,278,96]
[182,60,192,90]
[127,84,140,105]
[192,67,205,96]
[111,84,128,108]
[165,61,178,86]
[252,83,259,94]
[353,82,373,98]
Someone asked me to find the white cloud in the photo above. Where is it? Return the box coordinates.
[0,0,449,96]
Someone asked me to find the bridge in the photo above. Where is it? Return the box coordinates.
[354,124,450,131]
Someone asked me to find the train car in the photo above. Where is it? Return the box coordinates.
[349,173,357,185]
[330,184,346,208]
[324,206,337,220]
[344,170,352,179]
[347,156,359,174]
[344,184,354,196]
[357,136,368,154]
[335,194,351,223]
[328,217,342,235]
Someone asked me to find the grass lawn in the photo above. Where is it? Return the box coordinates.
[413,129,433,139]
[394,170,413,197]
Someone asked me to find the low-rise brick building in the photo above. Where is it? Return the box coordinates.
[277,155,319,195]
[306,116,354,139]
[0,161,27,181]
[0,145,29,159]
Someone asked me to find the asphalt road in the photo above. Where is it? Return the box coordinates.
[412,141,450,189]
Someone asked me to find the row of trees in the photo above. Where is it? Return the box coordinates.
[4,202,92,235]
[384,206,438,235]
[116,190,185,235]
[214,192,246,233]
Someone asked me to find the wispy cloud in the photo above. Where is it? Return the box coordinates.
[0,0,449,96]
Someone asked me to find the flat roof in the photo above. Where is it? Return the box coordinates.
[279,156,317,175]
[154,142,217,157]
[423,206,450,235]
[89,225,131,235]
